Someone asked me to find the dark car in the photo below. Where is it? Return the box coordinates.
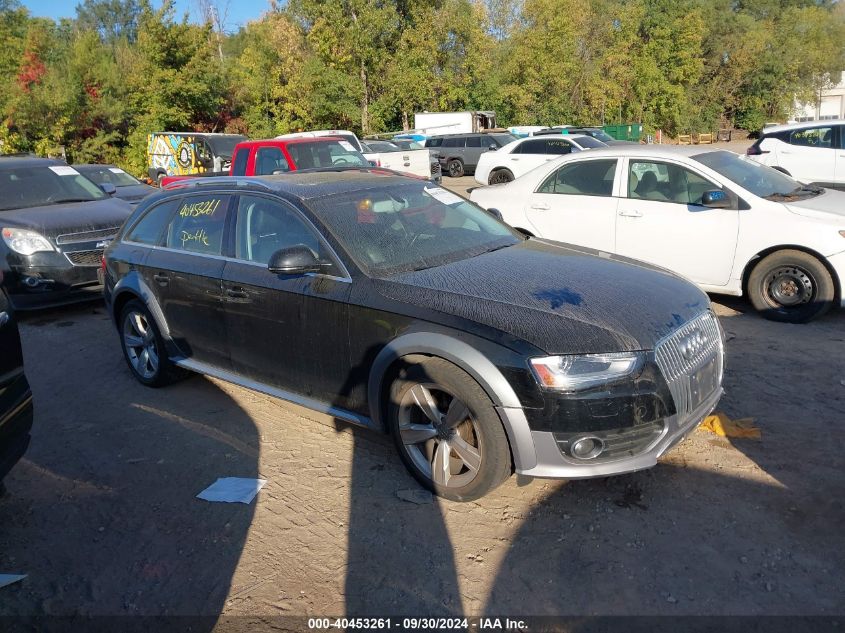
[425,132,517,177]
[74,164,156,205]
[0,157,133,309]
[0,273,33,491]
[104,170,724,501]
[535,127,636,145]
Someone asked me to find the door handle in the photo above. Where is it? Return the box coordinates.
[225,287,249,300]
[618,209,643,218]
[153,272,169,286]
[530,203,550,211]
[0,311,9,328]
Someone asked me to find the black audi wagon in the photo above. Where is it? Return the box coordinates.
[104,170,724,500]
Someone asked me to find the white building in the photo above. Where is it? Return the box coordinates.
[792,72,845,122]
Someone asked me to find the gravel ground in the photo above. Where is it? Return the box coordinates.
[1,154,843,621]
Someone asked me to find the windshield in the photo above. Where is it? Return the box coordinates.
[204,135,248,158]
[573,136,607,149]
[489,134,517,147]
[308,182,522,276]
[364,141,401,152]
[0,165,106,211]
[692,150,817,200]
[287,141,369,169]
[393,140,423,150]
[77,166,140,187]
[590,130,615,143]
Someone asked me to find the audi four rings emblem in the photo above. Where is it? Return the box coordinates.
[679,329,708,361]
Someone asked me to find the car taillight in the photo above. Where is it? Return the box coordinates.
[101,255,107,272]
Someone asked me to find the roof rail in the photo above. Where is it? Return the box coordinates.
[161,176,276,192]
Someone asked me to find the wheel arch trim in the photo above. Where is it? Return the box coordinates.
[367,332,537,471]
[110,274,171,339]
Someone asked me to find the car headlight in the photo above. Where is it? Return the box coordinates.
[529,352,643,392]
[2,228,55,256]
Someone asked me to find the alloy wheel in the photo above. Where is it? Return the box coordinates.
[397,382,483,488]
[122,311,160,380]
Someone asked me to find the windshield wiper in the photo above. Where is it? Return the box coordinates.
[765,185,823,201]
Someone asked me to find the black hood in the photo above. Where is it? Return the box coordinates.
[114,184,156,204]
[0,198,133,239]
[378,239,710,354]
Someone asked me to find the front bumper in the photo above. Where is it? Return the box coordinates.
[826,250,845,308]
[514,385,722,479]
[510,309,725,479]
[4,242,108,310]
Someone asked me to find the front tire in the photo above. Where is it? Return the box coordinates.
[447,159,464,178]
[747,250,835,323]
[119,300,186,387]
[387,358,512,501]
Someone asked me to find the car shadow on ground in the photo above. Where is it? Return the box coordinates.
[1,302,259,628]
[4,300,843,622]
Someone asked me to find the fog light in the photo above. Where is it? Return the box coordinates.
[570,436,604,460]
[23,276,42,288]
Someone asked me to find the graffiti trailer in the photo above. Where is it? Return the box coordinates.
[146,132,247,183]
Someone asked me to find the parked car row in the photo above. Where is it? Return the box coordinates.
[2,125,842,499]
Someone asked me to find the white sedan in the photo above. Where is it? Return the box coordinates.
[474,134,607,186]
[470,146,845,323]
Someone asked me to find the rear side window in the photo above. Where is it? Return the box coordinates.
[789,127,834,148]
[125,199,179,245]
[254,147,291,175]
[465,136,483,148]
[443,137,464,148]
[537,159,617,196]
[231,148,249,176]
[518,139,571,155]
[425,138,443,148]
[164,194,231,255]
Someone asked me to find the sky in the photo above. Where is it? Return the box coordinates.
[19,1,274,30]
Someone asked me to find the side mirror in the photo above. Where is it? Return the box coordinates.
[488,144,497,151]
[267,246,322,275]
[701,190,730,209]
[99,183,117,195]
[486,208,503,220]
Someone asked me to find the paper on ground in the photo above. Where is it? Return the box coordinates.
[196,477,267,504]
[0,574,26,590]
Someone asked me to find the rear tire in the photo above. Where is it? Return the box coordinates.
[489,169,514,185]
[447,159,464,178]
[387,357,512,501]
[747,250,834,323]
[119,300,187,387]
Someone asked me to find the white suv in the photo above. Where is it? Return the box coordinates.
[747,121,844,190]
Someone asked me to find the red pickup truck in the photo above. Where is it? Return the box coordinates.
[159,137,369,187]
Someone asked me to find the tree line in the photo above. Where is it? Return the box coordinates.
[0,0,842,175]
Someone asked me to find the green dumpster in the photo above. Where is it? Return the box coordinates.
[602,123,643,142]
